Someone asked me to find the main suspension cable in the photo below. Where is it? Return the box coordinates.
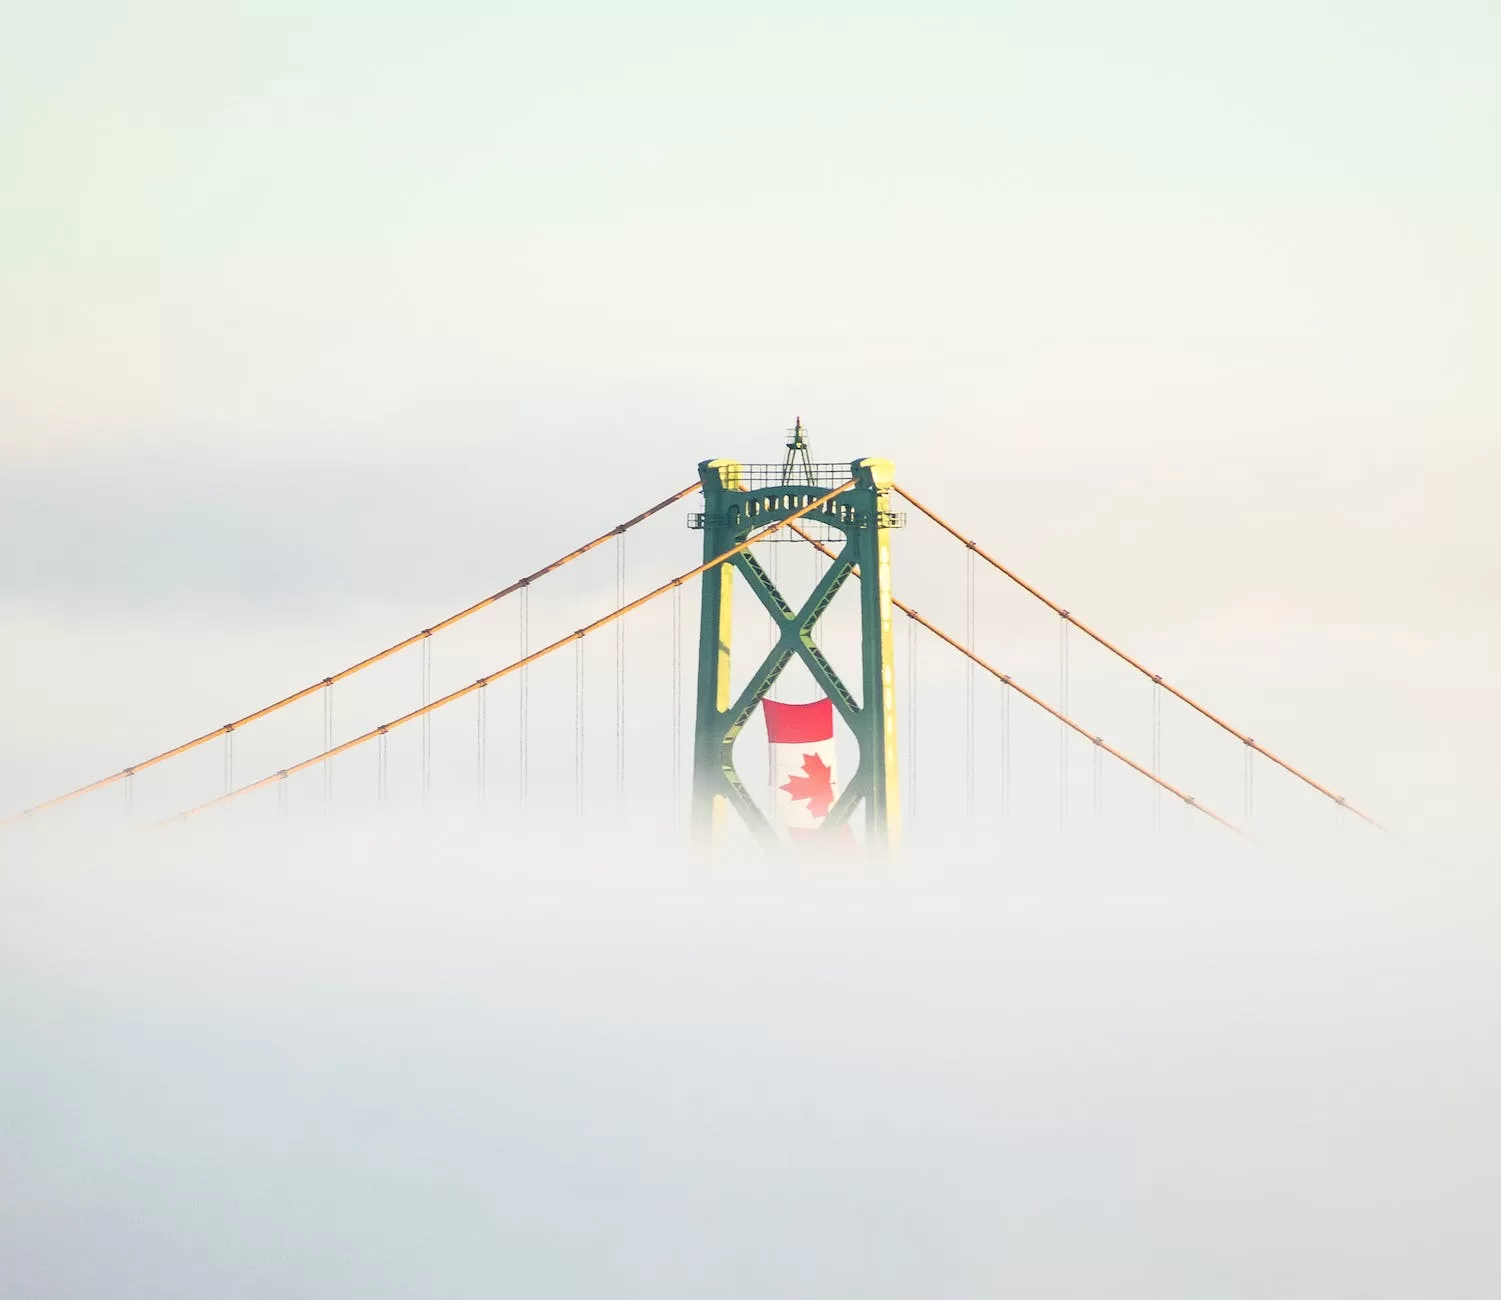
[907,606,1243,836]
[785,523,1244,838]
[893,482,1383,830]
[5,482,701,826]
[161,484,857,825]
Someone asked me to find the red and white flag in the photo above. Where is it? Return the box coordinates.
[763,697,840,836]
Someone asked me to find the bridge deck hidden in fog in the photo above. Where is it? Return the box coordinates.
[4,422,1384,850]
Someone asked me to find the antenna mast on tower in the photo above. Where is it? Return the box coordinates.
[780,416,816,485]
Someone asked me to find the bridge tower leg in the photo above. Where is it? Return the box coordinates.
[689,454,902,856]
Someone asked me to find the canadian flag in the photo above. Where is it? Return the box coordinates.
[763,697,840,836]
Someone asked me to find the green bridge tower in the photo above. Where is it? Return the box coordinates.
[689,423,904,854]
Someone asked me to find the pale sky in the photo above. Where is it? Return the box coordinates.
[2,0,1496,826]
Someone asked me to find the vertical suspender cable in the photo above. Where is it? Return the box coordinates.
[477,684,487,807]
[421,635,432,811]
[812,538,824,649]
[768,539,778,792]
[1092,737,1103,830]
[575,638,585,818]
[1000,678,1011,823]
[672,581,682,830]
[519,585,529,812]
[1152,677,1163,833]
[616,530,626,809]
[1244,739,1254,829]
[965,546,976,824]
[907,612,918,828]
[224,728,233,795]
[1059,613,1070,832]
[323,681,333,809]
[774,537,786,684]
[377,729,388,808]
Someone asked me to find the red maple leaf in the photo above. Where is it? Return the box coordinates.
[781,752,836,820]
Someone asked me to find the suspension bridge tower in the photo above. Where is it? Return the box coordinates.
[689,421,904,854]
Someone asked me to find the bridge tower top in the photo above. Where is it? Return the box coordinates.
[690,423,902,856]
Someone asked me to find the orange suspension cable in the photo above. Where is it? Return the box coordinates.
[893,483,1383,831]
[905,604,1245,837]
[162,483,859,825]
[4,482,701,826]
[786,524,1245,838]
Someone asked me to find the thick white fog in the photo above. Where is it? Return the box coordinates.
[6,0,1496,1291]
[3,822,1496,1299]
